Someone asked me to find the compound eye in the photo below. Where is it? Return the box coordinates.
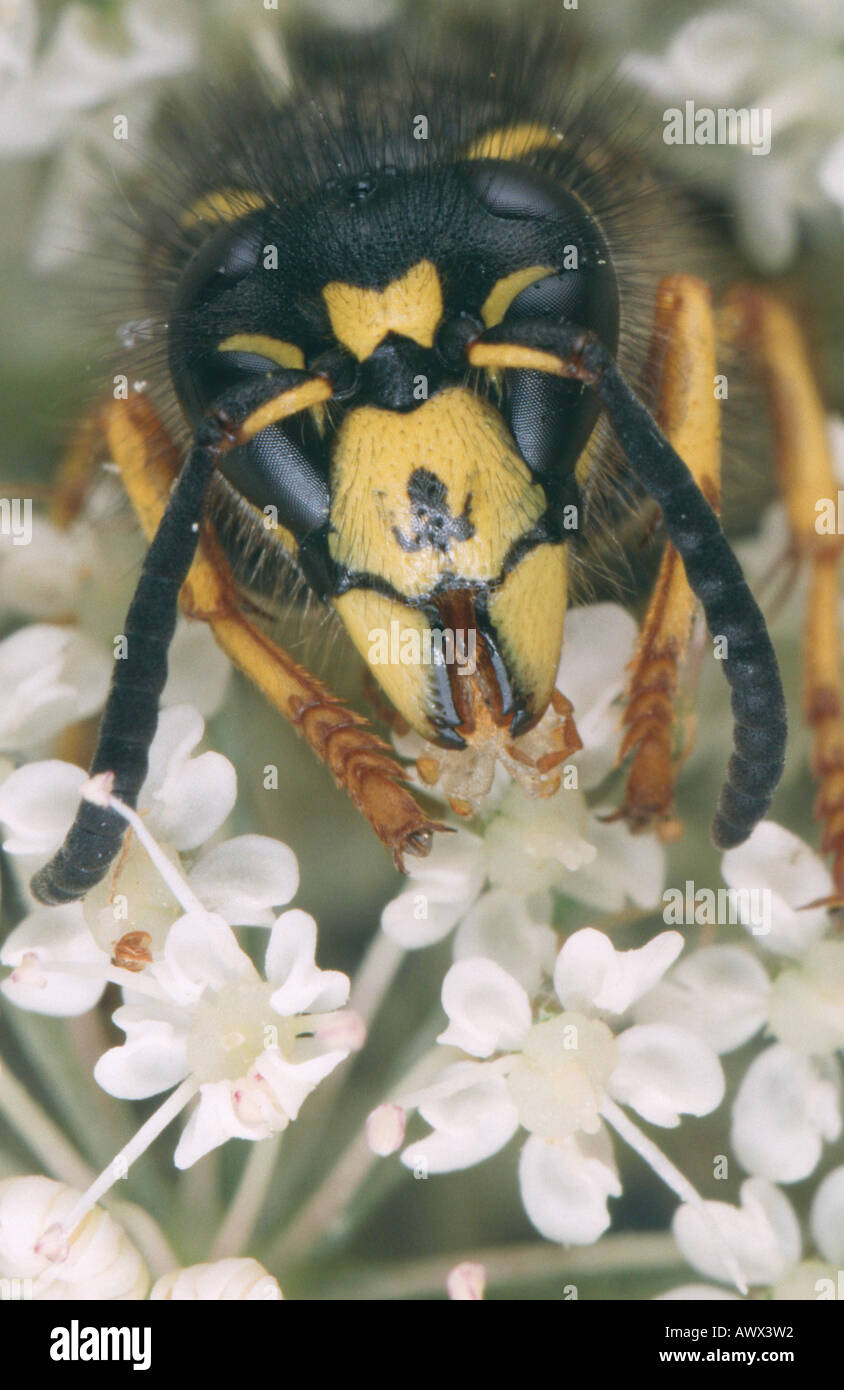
[464,159,565,221]
[173,218,264,316]
[504,272,581,324]
[435,313,483,372]
[506,266,619,358]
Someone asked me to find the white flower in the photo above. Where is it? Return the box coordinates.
[730,1045,841,1185]
[400,930,725,1246]
[0,623,109,752]
[150,1258,282,1300]
[0,707,299,1011]
[0,1176,148,1299]
[721,821,833,959]
[717,824,844,1182]
[1,903,110,1017]
[621,8,844,270]
[0,509,99,620]
[0,0,197,268]
[665,1169,844,1300]
[96,906,358,1168]
[634,946,771,1054]
[381,603,664,980]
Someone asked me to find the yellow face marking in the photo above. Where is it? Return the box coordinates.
[488,544,568,719]
[322,260,443,361]
[328,386,546,599]
[465,123,563,161]
[218,335,305,370]
[179,188,267,230]
[333,592,436,734]
[480,265,556,328]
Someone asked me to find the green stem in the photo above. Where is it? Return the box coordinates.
[209,1133,283,1260]
[268,1044,447,1268]
[315,1232,684,1300]
[0,1057,94,1189]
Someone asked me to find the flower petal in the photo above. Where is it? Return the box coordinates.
[554,928,683,1017]
[518,1129,621,1245]
[401,1063,519,1173]
[161,619,231,718]
[188,835,299,926]
[809,1165,844,1265]
[0,759,84,855]
[609,1023,725,1127]
[721,822,833,958]
[0,624,109,751]
[155,911,257,1006]
[140,704,236,850]
[94,1002,190,1099]
[266,909,350,1014]
[633,946,770,1054]
[380,830,484,948]
[555,604,638,790]
[731,1044,842,1183]
[150,1258,282,1301]
[0,1176,148,1299]
[438,957,532,1058]
[1,903,108,1016]
[673,1178,801,1287]
[453,889,557,995]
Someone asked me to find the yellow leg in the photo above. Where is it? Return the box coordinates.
[615,275,722,837]
[97,393,445,868]
[721,287,844,898]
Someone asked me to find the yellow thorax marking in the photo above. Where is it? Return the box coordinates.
[465,123,563,161]
[180,188,267,230]
[322,260,443,361]
[481,265,556,328]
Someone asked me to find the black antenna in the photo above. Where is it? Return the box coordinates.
[31,371,323,905]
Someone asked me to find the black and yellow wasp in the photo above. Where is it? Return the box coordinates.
[32,7,843,916]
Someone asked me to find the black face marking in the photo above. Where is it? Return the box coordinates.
[393,469,475,554]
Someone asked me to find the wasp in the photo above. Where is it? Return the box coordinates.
[31,8,843,910]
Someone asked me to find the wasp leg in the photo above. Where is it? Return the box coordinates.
[616,275,722,838]
[721,287,844,899]
[104,394,445,872]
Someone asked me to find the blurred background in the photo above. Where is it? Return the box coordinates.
[0,0,842,1296]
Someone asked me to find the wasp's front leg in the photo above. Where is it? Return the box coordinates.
[614,274,722,838]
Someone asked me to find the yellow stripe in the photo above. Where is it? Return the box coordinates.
[238,378,332,443]
[180,188,267,230]
[218,335,305,371]
[465,123,563,161]
[480,265,555,329]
